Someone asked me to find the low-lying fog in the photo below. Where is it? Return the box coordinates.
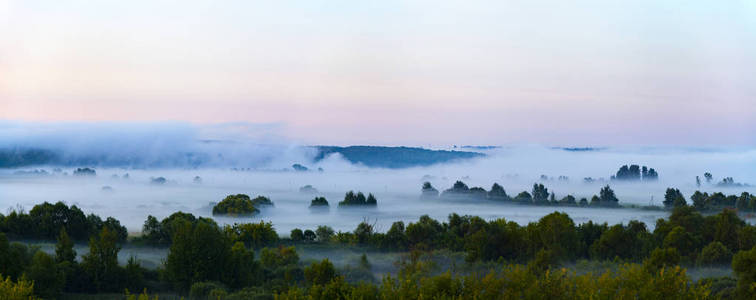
[2,146,755,234]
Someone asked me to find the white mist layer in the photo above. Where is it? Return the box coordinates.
[1,146,755,234]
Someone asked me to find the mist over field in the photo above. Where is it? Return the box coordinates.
[2,125,755,234]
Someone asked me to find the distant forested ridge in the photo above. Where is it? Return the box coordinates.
[1,145,484,169]
[312,146,484,168]
[0,148,59,168]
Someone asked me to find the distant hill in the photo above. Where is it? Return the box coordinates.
[313,146,484,168]
[0,145,485,169]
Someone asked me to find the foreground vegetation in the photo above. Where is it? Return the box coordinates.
[2,190,756,298]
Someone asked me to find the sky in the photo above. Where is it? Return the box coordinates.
[1,0,755,146]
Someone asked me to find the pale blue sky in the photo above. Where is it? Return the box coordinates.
[1,0,754,145]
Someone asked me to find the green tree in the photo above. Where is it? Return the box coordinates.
[663,188,686,208]
[227,242,258,289]
[697,241,732,266]
[643,247,680,273]
[164,221,231,291]
[124,256,145,293]
[55,228,76,264]
[26,251,64,299]
[531,212,578,260]
[732,246,756,298]
[290,229,304,242]
[304,259,337,286]
[315,226,335,243]
[81,227,122,292]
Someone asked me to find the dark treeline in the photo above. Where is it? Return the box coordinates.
[338,191,377,207]
[0,201,127,242]
[663,188,755,213]
[612,164,658,181]
[425,181,621,207]
[4,200,756,298]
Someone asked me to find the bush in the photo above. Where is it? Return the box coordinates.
[0,276,36,300]
[189,281,227,299]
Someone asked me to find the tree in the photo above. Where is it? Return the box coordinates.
[310,197,329,207]
[697,242,732,266]
[663,188,686,208]
[421,182,439,198]
[227,242,258,289]
[643,248,680,273]
[732,246,756,298]
[225,221,279,249]
[315,226,335,243]
[212,194,259,216]
[532,212,578,260]
[354,222,374,245]
[532,183,549,204]
[55,228,76,264]
[290,229,304,242]
[26,251,64,299]
[690,191,709,211]
[81,227,122,292]
[598,185,619,206]
[695,176,701,187]
[662,226,697,257]
[488,183,508,200]
[164,221,231,291]
[303,230,316,242]
[704,172,713,183]
[124,256,145,293]
[366,194,377,206]
[304,259,337,286]
[382,221,408,250]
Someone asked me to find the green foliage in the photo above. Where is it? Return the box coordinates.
[0,201,125,242]
[26,251,64,298]
[290,229,304,242]
[663,188,686,208]
[190,281,227,299]
[0,275,36,300]
[315,226,334,243]
[488,183,509,200]
[124,256,146,293]
[309,197,329,207]
[304,259,337,286]
[643,247,680,273]
[698,241,732,266]
[531,183,550,204]
[339,191,377,206]
[260,246,299,269]
[55,228,76,264]
[164,221,231,292]
[212,194,261,216]
[141,212,218,246]
[596,185,619,206]
[81,227,122,292]
[733,246,756,299]
[225,221,279,249]
[228,242,258,289]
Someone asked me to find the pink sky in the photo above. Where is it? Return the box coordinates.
[1,1,755,145]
